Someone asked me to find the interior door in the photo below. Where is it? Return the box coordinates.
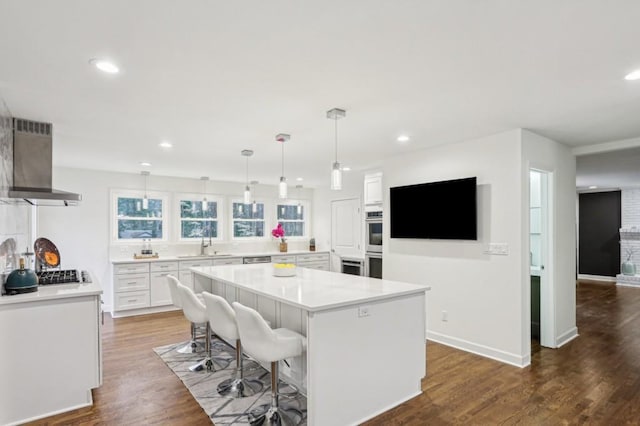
[331,198,361,271]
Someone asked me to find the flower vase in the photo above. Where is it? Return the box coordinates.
[622,260,636,276]
[279,242,288,253]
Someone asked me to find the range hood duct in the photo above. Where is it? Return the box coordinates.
[7,118,81,206]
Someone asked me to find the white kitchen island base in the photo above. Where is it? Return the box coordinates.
[0,282,102,426]
[192,264,428,426]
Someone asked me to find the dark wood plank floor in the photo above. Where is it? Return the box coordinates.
[30,280,640,425]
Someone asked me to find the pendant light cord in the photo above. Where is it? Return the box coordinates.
[246,155,249,186]
[334,117,338,162]
[281,141,285,176]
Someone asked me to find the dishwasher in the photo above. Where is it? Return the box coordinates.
[243,256,272,264]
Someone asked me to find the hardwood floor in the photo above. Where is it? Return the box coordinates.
[31,280,640,425]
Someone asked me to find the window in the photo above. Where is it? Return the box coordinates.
[277,202,308,238]
[113,191,168,241]
[232,201,265,238]
[178,196,222,240]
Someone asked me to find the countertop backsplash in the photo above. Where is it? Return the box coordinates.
[108,239,316,260]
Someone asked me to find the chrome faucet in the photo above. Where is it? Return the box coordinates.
[200,223,212,255]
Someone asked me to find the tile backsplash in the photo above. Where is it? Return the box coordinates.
[0,96,32,291]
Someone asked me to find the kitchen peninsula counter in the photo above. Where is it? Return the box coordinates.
[0,278,103,425]
[192,263,429,426]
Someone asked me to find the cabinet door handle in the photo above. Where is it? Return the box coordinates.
[127,299,137,303]
[127,282,137,285]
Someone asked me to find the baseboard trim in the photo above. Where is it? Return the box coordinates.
[426,330,529,368]
[578,274,616,282]
[111,305,180,318]
[556,327,579,347]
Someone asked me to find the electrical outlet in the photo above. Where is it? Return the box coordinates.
[442,310,448,322]
[358,306,371,317]
[485,243,509,256]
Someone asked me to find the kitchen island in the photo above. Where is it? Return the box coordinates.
[191,263,429,426]
[0,279,103,426]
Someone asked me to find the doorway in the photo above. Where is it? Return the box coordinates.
[530,169,555,350]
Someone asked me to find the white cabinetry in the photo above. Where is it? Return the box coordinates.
[296,252,330,270]
[0,290,102,425]
[179,259,213,293]
[364,172,383,206]
[113,262,150,311]
[150,261,178,306]
[272,255,296,264]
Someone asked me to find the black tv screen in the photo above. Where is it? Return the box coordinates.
[390,177,477,240]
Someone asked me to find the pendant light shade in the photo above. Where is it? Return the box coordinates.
[141,171,150,210]
[296,184,303,215]
[276,134,290,199]
[279,177,287,199]
[241,149,254,205]
[327,108,346,191]
[200,176,209,211]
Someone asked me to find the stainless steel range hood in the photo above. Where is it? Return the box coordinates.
[6,118,81,206]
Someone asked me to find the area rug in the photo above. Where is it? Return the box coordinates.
[153,340,307,425]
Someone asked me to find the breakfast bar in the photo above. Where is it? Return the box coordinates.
[191,263,430,425]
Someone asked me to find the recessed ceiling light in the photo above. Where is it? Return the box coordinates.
[140,162,152,167]
[89,58,119,74]
[624,70,640,81]
[397,135,410,143]
[296,177,303,182]
[342,166,351,171]
[588,185,598,189]
[159,141,173,149]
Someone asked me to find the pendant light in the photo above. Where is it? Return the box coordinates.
[276,133,290,199]
[296,184,303,215]
[241,149,254,204]
[141,171,150,210]
[250,180,259,213]
[327,108,346,190]
[200,176,209,211]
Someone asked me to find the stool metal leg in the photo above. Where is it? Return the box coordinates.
[190,323,233,372]
[177,322,204,353]
[249,361,303,426]
[217,339,263,398]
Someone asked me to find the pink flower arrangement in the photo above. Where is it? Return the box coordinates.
[271,223,286,243]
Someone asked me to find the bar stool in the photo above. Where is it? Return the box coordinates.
[202,292,264,398]
[166,274,204,354]
[177,283,232,372]
[232,302,307,426]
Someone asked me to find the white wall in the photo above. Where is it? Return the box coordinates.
[383,129,527,366]
[38,167,315,310]
[521,129,577,350]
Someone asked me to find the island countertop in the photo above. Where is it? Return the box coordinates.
[191,263,430,312]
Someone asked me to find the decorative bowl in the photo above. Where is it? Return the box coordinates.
[273,263,296,277]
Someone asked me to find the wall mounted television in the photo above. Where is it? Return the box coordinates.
[390,177,477,240]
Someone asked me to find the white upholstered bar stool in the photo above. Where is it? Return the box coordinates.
[166,274,204,354]
[232,302,307,426]
[177,283,232,372]
[202,292,264,398]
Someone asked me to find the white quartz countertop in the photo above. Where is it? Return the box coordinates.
[0,280,102,305]
[191,263,430,312]
[111,250,328,264]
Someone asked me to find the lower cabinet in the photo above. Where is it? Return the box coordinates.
[296,253,330,271]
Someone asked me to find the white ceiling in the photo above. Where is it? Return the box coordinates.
[2,0,640,188]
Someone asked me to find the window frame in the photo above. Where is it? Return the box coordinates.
[175,192,225,242]
[111,189,170,243]
[230,198,269,241]
[275,199,311,240]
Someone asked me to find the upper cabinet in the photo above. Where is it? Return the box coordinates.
[364,172,383,206]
